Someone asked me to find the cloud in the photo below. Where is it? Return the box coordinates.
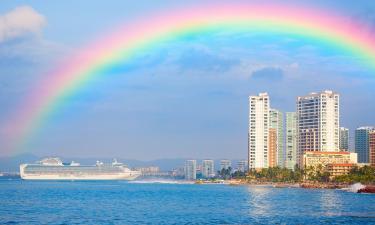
[173,45,239,73]
[250,67,284,81]
[0,6,46,42]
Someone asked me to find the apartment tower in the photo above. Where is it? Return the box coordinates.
[296,90,340,165]
[184,160,197,180]
[339,127,349,151]
[202,160,215,178]
[355,127,375,163]
[285,112,297,170]
[248,93,270,170]
[270,108,284,167]
[369,130,375,167]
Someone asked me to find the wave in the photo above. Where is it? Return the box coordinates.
[345,183,365,193]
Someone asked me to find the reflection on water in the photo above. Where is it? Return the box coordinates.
[320,190,343,214]
[0,180,375,224]
[246,186,273,217]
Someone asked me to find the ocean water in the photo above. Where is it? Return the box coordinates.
[0,179,375,224]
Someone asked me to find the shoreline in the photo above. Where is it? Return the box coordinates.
[196,179,360,190]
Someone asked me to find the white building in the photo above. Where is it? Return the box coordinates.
[220,159,232,170]
[202,160,215,178]
[184,160,196,180]
[285,112,297,170]
[270,108,284,167]
[248,93,270,170]
[236,160,248,172]
[339,127,349,151]
[296,90,340,165]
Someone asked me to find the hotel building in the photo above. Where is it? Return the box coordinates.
[285,112,297,170]
[339,127,349,151]
[296,90,340,165]
[248,93,270,170]
[184,160,197,180]
[303,151,357,168]
[269,108,284,167]
[355,127,375,163]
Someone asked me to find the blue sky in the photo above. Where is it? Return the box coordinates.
[0,1,375,160]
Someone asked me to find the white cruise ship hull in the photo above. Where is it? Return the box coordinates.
[20,161,141,181]
[20,173,140,180]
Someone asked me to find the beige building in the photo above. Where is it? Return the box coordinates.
[326,163,355,178]
[303,151,357,168]
[268,128,277,167]
[370,130,375,167]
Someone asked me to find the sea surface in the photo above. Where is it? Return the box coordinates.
[0,179,375,224]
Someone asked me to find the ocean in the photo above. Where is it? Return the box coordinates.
[0,179,374,224]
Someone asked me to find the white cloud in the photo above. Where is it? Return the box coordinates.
[0,6,46,42]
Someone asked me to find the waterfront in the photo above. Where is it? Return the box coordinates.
[0,179,375,224]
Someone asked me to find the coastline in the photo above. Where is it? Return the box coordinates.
[196,179,355,190]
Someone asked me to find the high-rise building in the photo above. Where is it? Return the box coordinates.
[355,127,375,163]
[339,127,349,151]
[184,160,197,180]
[296,90,340,165]
[248,93,270,170]
[285,112,297,170]
[369,131,375,167]
[268,128,277,167]
[220,160,232,170]
[270,108,284,167]
[202,160,215,178]
[236,160,247,172]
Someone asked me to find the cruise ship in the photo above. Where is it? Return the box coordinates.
[20,158,141,180]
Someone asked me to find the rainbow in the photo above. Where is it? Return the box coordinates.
[5,3,375,154]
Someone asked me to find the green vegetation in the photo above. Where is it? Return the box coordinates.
[334,166,375,184]
[218,167,232,180]
[214,164,375,184]
[247,166,304,182]
[303,165,330,182]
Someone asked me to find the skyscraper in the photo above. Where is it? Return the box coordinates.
[269,108,284,167]
[339,127,349,151]
[285,112,297,170]
[202,160,215,178]
[355,127,375,163]
[296,90,340,165]
[184,160,197,180]
[248,93,270,170]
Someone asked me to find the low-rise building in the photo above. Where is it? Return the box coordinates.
[135,166,160,176]
[303,151,357,168]
[325,163,355,178]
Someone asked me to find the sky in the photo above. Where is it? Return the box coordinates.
[0,0,375,160]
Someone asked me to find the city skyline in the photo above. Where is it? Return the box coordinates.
[0,1,375,160]
[1,2,375,224]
